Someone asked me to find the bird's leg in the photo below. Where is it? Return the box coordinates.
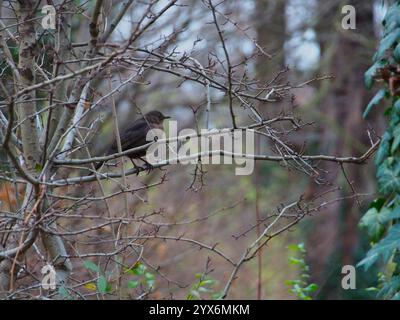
[129,158,141,176]
[139,157,154,174]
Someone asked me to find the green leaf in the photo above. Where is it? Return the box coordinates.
[364,89,388,118]
[305,283,318,293]
[377,158,400,194]
[391,126,400,153]
[380,206,400,223]
[97,275,108,294]
[106,282,113,293]
[126,262,147,275]
[392,292,400,300]
[375,28,400,61]
[284,280,296,286]
[394,98,400,113]
[84,260,100,273]
[365,287,379,292]
[358,224,400,270]
[199,279,215,286]
[365,60,388,89]
[394,43,400,61]
[298,243,306,253]
[58,286,72,300]
[211,292,224,300]
[128,280,139,289]
[288,244,300,251]
[375,132,392,166]
[359,207,385,242]
[378,276,400,299]
[134,263,147,275]
[145,272,155,280]
[383,6,400,34]
[198,286,212,293]
[188,290,200,299]
[289,257,304,265]
[146,279,155,289]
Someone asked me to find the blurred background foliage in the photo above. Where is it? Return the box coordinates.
[1,0,397,299]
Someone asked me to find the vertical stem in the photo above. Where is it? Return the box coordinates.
[108,71,129,296]
[254,133,262,300]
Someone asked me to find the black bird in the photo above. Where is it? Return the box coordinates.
[94,111,170,171]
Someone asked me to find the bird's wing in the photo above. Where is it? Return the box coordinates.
[106,120,150,155]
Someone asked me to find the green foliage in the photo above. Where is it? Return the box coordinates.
[83,260,112,295]
[187,273,222,300]
[58,285,74,300]
[364,89,389,117]
[124,262,156,290]
[374,28,400,61]
[83,260,100,273]
[359,1,400,300]
[285,243,318,300]
[364,59,388,90]
[82,260,156,296]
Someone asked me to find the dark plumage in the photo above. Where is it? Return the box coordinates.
[94,111,170,171]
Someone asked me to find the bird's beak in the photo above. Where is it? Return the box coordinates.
[164,116,171,119]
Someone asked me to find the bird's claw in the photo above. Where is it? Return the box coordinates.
[142,162,154,174]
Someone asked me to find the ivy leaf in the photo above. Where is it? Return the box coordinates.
[391,126,400,153]
[394,98,400,113]
[364,89,388,117]
[377,158,400,194]
[383,6,400,34]
[380,206,400,223]
[365,60,388,89]
[375,132,392,166]
[359,207,385,242]
[374,28,400,61]
[378,276,400,299]
[358,224,400,270]
[394,43,400,61]
[393,292,400,300]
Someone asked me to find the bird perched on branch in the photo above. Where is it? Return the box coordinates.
[94,111,170,172]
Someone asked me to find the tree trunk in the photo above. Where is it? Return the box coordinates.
[308,0,375,298]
